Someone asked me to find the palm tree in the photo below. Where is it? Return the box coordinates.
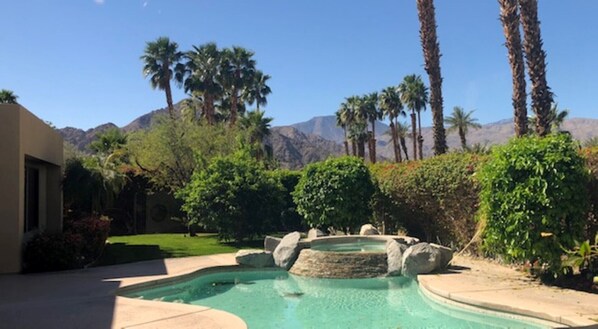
[244,71,271,111]
[395,121,410,161]
[336,103,351,155]
[445,106,482,150]
[584,137,598,148]
[529,103,568,133]
[89,128,128,155]
[240,110,273,161]
[346,96,368,159]
[519,0,553,136]
[141,37,183,119]
[399,75,428,160]
[416,0,448,155]
[499,0,528,137]
[380,86,405,162]
[183,43,224,125]
[365,92,382,163]
[222,47,256,126]
[0,89,18,104]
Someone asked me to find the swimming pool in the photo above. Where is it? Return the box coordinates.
[123,269,552,329]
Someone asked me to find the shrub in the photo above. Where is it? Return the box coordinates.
[180,152,284,242]
[293,157,374,233]
[65,216,111,262]
[581,147,598,241]
[479,134,589,271]
[24,232,84,272]
[269,169,305,232]
[371,153,483,246]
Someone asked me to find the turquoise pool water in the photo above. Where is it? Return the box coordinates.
[125,270,549,329]
[311,240,387,252]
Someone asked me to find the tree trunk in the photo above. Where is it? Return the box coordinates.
[358,140,365,159]
[370,121,377,163]
[519,0,552,136]
[165,81,175,120]
[400,137,409,161]
[351,140,357,156]
[390,122,400,162]
[499,0,528,137]
[417,0,448,155]
[343,127,350,156]
[230,86,238,127]
[417,111,424,160]
[410,111,418,160]
[459,127,467,150]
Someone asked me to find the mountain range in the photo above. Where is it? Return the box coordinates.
[58,103,598,169]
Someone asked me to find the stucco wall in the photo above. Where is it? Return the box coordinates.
[0,104,63,273]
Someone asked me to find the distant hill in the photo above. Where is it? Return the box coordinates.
[58,102,598,168]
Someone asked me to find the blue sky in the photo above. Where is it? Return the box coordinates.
[1,0,597,130]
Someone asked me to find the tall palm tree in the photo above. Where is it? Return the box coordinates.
[222,47,256,126]
[347,96,368,159]
[380,86,405,162]
[445,106,482,150]
[141,37,183,119]
[499,0,528,137]
[240,110,273,161]
[399,75,428,160]
[529,103,568,133]
[183,43,224,125]
[519,0,553,136]
[395,121,410,161]
[365,92,381,163]
[336,103,351,156]
[244,71,271,111]
[416,0,448,155]
[0,89,18,104]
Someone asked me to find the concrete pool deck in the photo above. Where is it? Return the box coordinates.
[0,253,596,328]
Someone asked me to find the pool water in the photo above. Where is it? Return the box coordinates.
[125,270,549,329]
[311,240,387,252]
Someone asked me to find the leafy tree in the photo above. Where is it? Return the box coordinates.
[0,89,18,104]
[445,106,481,150]
[499,0,528,137]
[380,86,405,162]
[519,0,553,136]
[399,74,428,160]
[479,134,589,274]
[416,0,448,155]
[293,157,375,233]
[179,152,284,242]
[141,37,184,119]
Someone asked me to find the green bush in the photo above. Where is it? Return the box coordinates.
[24,216,110,272]
[269,169,305,232]
[581,147,598,241]
[371,153,483,246]
[479,134,589,271]
[293,157,374,233]
[180,152,284,242]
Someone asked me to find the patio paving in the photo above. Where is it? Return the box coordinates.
[1,253,597,328]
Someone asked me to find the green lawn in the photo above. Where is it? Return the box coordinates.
[95,233,262,266]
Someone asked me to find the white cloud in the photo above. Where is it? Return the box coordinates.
[143,1,148,7]
[94,0,105,5]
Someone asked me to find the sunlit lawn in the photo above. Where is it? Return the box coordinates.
[96,233,262,266]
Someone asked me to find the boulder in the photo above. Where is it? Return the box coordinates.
[264,236,282,253]
[273,232,302,270]
[235,250,274,268]
[359,224,380,236]
[386,239,407,276]
[307,228,325,239]
[401,243,441,278]
[430,243,453,269]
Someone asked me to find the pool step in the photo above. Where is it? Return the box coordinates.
[289,249,387,278]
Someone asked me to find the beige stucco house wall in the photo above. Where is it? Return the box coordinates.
[0,104,63,273]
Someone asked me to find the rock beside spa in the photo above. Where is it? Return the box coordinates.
[359,224,380,236]
[307,228,325,239]
[386,239,408,276]
[264,236,282,253]
[401,243,442,278]
[235,250,274,268]
[273,232,302,270]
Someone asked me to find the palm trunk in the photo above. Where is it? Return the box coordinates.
[499,0,528,137]
[343,127,350,156]
[417,0,448,155]
[410,111,418,160]
[351,140,357,156]
[400,136,409,161]
[519,0,552,136]
[417,110,424,160]
[165,82,175,120]
[358,140,365,159]
[370,121,377,163]
[390,122,400,162]
[230,86,238,127]
[459,127,467,150]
